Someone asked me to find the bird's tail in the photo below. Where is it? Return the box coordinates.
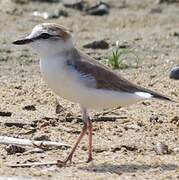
[135,89,177,102]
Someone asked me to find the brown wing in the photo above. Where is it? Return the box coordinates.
[67,48,172,101]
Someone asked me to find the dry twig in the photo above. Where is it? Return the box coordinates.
[6,161,58,167]
[0,136,70,149]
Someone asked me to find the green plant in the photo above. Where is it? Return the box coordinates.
[107,46,140,69]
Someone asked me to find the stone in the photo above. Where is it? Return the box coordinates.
[85,2,109,16]
[153,142,170,155]
[83,40,109,49]
[5,145,26,155]
[169,66,179,80]
[23,105,36,111]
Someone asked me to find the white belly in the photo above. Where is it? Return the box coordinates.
[40,57,143,110]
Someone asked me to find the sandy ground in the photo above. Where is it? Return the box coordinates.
[0,0,179,179]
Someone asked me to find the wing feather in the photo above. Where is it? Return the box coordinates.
[66,48,172,101]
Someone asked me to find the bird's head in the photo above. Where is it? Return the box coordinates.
[13,23,73,57]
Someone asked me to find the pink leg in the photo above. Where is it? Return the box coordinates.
[57,106,92,166]
[81,106,93,162]
[87,119,93,162]
[57,123,87,166]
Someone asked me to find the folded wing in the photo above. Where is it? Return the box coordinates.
[67,48,172,102]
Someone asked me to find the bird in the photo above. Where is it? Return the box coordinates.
[13,23,174,166]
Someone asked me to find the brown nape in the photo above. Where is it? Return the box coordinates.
[41,23,71,41]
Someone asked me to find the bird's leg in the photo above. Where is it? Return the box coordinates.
[57,106,93,167]
[87,119,93,162]
[81,107,93,163]
[57,123,87,166]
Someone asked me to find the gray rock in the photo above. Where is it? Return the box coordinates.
[153,142,170,155]
[23,105,36,111]
[169,66,179,80]
[33,134,50,141]
[149,115,163,124]
[33,9,68,19]
[86,2,109,16]
[5,145,26,155]
[0,111,12,117]
[55,103,66,114]
[83,40,109,49]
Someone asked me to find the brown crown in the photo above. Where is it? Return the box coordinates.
[40,23,71,40]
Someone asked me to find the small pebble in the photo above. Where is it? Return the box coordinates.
[149,115,163,124]
[153,142,169,155]
[0,111,12,117]
[5,145,26,155]
[86,2,109,16]
[33,134,50,141]
[55,103,66,114]
[125,124,141,131]
[33,9,68,19]
[169,66,179,80]
[115,41,130,49]
[170,116,179,127]
[142,101,151,106]
[23,105,36,111]
[63,0,86,10]
[83,40,109,49]
[33,11,49,19]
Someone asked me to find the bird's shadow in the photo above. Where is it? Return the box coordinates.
[78,163,178,175]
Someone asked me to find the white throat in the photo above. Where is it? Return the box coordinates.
[31,38,74,59]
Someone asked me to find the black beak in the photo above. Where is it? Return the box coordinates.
[12,38,33,45]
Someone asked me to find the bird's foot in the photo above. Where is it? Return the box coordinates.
[57,154,73,167]
[86,156,93,163]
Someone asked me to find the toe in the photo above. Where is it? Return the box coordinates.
[86,157,93,163]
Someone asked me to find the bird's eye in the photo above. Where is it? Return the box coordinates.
[39,33,51,39]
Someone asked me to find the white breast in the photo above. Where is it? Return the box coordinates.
[40,56,77,98]
[40,57,146,110]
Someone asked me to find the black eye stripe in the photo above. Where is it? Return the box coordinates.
[32,33,59,41]
[38,33,51,39]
